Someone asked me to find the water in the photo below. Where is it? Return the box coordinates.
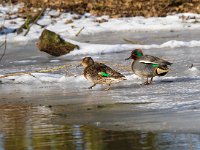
[1,104,200,150]
[0,30,200,149]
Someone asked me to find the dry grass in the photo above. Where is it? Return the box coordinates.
[1,0,200,17]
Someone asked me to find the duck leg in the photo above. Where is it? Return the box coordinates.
[88,84,96,89]
[105,84,111,91]
[144,77,150,85]
[149,77,153,84]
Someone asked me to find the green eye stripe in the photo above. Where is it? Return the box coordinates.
[136,51,143,57]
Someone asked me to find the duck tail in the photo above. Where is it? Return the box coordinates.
[114,75,127,80]
[156,67,169,76]
[112,72,126,80]
[121,76,127,80]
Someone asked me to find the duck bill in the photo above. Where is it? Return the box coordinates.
[125,56,131,60]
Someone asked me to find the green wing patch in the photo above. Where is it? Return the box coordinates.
[98,72,110,77]
[152,64,159,67]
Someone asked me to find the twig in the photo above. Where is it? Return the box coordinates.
[100,61,131,72]
[0,1,12,63]
[35,64,72,73]
[35,23,47,28]
[123,38,142,44]
[24,6,46,36]
[0,42,6,62]
[0,31,7,63]
[0,64,76,79]
[63,67,77,77]
[0,72,35,78]
[75,27,84,37]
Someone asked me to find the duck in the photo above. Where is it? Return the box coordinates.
[80,57,126,90]
[125,49,172,85]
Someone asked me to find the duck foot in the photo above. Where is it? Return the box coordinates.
[143,77,153,85]
[104,87,111,91]
[144,81,150,85]
[104,84,111,90]
[88,84,96,89]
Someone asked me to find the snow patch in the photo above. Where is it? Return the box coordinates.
[1,3,200,44]
[57,39,200,56]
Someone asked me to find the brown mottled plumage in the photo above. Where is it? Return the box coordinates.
[81,57,126,90]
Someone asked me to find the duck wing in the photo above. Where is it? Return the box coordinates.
[95,63,125,78]
[139,55,172,66]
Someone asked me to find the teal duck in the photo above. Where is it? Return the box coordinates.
[80,57,126,90]
[125,49,172,84]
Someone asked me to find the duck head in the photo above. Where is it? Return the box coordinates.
[125,49,144,60]
[81,57,95,67]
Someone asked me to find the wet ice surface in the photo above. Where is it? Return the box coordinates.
[0,30,200,149]
[1,45,200,130]
[0,31,200,128]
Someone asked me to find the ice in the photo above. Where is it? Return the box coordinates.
[188,66,199,73]
[49,60,61,63]
[0,3,200,124]
[12,60,38,64]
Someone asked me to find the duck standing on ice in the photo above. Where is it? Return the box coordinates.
[80,57,126,90]
[126,49,172,85]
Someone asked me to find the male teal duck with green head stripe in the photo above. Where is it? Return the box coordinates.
[126,49,172,85]
[81,57,126,90]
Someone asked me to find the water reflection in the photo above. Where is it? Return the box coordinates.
[0,104,200,150]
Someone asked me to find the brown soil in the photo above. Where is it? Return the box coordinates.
[1,0,200,17]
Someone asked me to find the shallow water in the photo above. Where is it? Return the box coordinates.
[1,104,200,150]
[0,30,200,149]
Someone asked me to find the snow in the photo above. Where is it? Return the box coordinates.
[57,39,200,56]
[0,73,136,84]
[1,70,199,86]
[0,4,200,57]
[1,4,200,44]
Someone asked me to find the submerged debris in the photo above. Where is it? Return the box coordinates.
[189,64,194,68]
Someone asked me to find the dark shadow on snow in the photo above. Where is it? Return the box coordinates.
[0,27,16,35]
[158,76,200,84]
